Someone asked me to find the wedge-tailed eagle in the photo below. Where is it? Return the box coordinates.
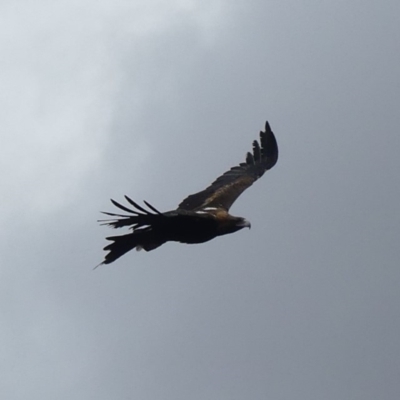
[98,121,278,265]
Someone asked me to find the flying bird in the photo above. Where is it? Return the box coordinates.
[98,121,278,265]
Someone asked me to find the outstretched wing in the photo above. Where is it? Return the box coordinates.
[178,121,278,211]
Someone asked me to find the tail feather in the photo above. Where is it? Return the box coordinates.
[97,197,166,266]
[99,230,163,265]
[100,233,139,265]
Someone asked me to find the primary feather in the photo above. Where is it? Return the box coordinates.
[178,121,278,211]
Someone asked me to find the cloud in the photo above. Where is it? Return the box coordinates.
[2,1,400,399]
[0,0,227,223]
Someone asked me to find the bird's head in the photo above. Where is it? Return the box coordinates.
[236,217,251,230]
[216,215,251,236]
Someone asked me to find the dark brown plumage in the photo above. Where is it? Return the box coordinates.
[98,121,278,265]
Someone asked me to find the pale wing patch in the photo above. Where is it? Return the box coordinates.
[200,175,255,209]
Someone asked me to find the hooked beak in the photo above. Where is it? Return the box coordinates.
[239,219,251,229]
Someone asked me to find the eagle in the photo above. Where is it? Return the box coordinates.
[98,121,278,265]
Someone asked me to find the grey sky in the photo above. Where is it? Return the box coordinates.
[1,1,400,399]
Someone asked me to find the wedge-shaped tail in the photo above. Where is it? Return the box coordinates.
[99,230,163,265]
[97,196,167,265]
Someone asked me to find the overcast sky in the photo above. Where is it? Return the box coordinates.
[1,1,400,399]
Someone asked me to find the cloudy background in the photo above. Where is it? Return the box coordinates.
[1,1,400,399]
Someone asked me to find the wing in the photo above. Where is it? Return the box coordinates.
[178,121,278,211]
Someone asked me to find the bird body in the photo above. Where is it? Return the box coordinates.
[98,121,278,265]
